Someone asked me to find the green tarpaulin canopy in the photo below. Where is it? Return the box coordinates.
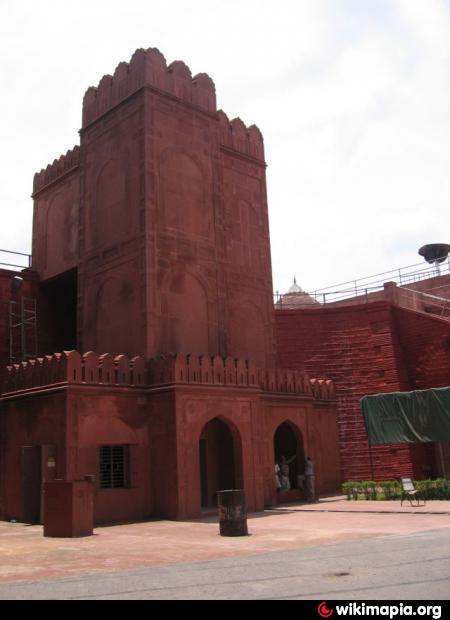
[361,387,450,445]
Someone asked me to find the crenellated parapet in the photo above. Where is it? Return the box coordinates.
[309,378,336,401]
[2,351,335,401]
[33,146,80,195]
[260,368,313,396]
[2,351,147,395]
[2,353,68,393]
[147,354,334,399]
[148,353,260,388]
[82,47,217,127]
[259,369,334,399]
[218,110,265,161]
[33,47,265,198]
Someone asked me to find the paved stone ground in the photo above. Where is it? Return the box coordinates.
[0,497,449,599]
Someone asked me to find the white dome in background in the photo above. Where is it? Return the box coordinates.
[288,277,303,294]
[276,277,320,308]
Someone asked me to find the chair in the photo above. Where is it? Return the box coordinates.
[400,478,425,507]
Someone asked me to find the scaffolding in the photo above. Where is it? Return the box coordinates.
[9,297,37,365]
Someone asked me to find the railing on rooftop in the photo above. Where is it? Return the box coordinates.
[397,287,450,318]
[275,258,450,308]
[0,249,32,271]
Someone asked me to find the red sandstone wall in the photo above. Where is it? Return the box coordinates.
[393,307,450,389]
[147,87,222,359]
[32,148,80,281]
[171,388,339,518]
[275,302,421,481]
[66,387,152,525]
[78,90,144,357]
[147,390,179,518]
[0,392,67,522]
[78,50,220,358]
[33,47,276,365]
[146,90,276,365]
[219,113,276,367]
[0,386,153,525]
[262,398,341,502]
[393,307,450,478]
[0,347,339,521]
[0,381,339,522]
[174,388,259,518]
[309,402,342,493]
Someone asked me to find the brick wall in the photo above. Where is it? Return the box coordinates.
[275,301,435,481]
[393,307,450,389]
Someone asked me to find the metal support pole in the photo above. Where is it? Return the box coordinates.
[437,442,447,478]
[368,442,375,479]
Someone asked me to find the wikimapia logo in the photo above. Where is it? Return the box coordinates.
[318,602,334,618]
[317,603,442,620]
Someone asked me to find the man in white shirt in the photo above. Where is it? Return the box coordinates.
[275,463,281,490]
[279,455,296,490]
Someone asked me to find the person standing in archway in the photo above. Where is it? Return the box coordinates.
[275,462,281,491]
[305,456,315,502]
[279,455,296,490]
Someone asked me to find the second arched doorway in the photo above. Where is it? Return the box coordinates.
[199,418,243,509]
[274,421,305,491]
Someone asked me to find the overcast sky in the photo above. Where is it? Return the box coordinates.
[1,0,449,294]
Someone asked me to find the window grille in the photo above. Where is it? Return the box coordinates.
[99,445,129,489]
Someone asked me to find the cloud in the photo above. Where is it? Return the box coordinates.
[0,0,449,295]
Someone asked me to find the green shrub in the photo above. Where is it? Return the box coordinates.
[360,480,377,500]
[341,481,354,500]
[341,478,449,501]
[379,480,401,500]
[342,481,360,500]
[414,478,450,500]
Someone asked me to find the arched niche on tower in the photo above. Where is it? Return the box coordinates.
[158,150,211,238]
[94,276,139,356]
[159,269,210,355]
[46,193,78,274]
[229,199,265,270]
[227,299,267,367]
[95,158,128,247]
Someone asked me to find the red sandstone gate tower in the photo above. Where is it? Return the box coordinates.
[0,48,339,525]
[32,48,276,367]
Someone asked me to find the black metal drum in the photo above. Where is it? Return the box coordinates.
[217,489,248,537]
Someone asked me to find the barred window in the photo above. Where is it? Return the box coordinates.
[99,445,129,489]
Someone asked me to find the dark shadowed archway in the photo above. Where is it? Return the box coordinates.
[199,418,243,508]
[274,422,305,490]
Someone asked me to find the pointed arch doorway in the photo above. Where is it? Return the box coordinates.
[274,422,305,493]
[199,418,243,509]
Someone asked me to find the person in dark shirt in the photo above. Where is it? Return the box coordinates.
[305,456,315,502]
